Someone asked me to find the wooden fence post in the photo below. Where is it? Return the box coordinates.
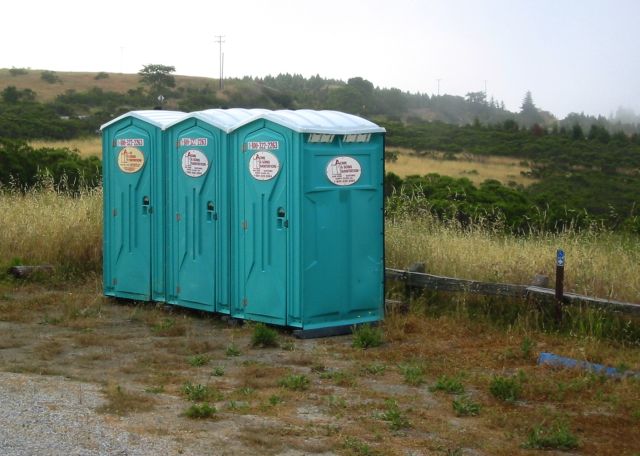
[555,249,565,322]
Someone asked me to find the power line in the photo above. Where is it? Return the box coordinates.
[214,35,225,89]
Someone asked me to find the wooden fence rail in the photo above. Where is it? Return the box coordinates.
[385,268,640,317]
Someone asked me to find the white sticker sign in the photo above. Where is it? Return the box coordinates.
[179,137,208,146]
[249,151,280,181]
[326,156,362,186]
[182,150,209,177]
[117,147,145,173]
[116,138,144,147]
[247,141,279,151]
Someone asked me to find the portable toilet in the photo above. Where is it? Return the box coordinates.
[229,109,386,333]
[101,110,185,302]
[164,109,267,313]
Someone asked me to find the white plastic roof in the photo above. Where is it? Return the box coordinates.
[168,108,271,133]
[100,109,385,134]
[100,110,186,130]
[235,109,386,134]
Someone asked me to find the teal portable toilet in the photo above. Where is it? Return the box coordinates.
[229,110,386,334]
[164,109,267,313]
[101,110,185,302]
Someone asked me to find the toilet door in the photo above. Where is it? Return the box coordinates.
[238,128,288,324]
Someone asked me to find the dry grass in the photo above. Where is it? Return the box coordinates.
[96,382,156,416]
[0,184,102,273]
[0,68,218,103]
[387,148,537,186]
[29,137,102,158]
[386,216,640,303]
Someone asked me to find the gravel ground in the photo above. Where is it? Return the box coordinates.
[0,372,338,456]
[0,372,184,456]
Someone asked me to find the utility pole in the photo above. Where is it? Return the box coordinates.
[436,78,442,96]
[215,35,225,89]
[484,80,488,96]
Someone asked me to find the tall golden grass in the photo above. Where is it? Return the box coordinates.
[0,182,102,273]
[386,148,537,186]
[1,181,637,304]
[386,215,640,303]
[29,137,102,158]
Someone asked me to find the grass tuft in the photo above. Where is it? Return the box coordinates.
[452,396,481,416]
[251,323,279,348]
[523,420,579,450]
[352,324,384,349]
[430,375,465,394]
[489,375,522,403]
[96,383,155,416]
[279,374,310,391]
[183,403,216,419]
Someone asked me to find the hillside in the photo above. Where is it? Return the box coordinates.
[0,68,216,103]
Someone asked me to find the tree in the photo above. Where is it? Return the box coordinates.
[519,90,543,126]
[138,64,176,98]
[465,91,487,105]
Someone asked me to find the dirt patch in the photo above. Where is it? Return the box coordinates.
[0,281,639,455]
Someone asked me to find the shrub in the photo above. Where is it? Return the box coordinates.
[188,354,209,367]
[95,71,109,80]
[183,403,216,419]
[489,375,522,403]
[399,364,425,386]
[523,421,579,450]
[181,382,222,402]
[251,323,279,348]
[380,399,410,430]
[430,375,465,394]
[352,324,383,349]
[225,344,241,357]
[279,374,310,391]
[452,396,481,416]
[41,70,61,84]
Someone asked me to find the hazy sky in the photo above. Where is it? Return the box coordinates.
[2,0,639,118]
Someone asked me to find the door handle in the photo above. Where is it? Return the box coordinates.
[276,207,288,229]
[207,201,218,221]
[142,196,151,215]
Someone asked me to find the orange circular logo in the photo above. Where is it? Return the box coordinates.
[117,147,145,173]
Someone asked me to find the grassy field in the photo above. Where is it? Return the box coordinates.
[29,137,103,158]
[0,68,218,103]
[386,148,536,187]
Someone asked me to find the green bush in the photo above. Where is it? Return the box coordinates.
[352,324,383,349]
[279,374,310,391]
[0,139,101,191]
[251,323,279,348]
[523,421,579,450]
[430,375,464,394]
[489,375,522,403]
[452,396,481,416]
[183,403,216,419]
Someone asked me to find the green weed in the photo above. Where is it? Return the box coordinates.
[489,375,522,403]
[211,366,225,376]
[225,344,241,357]
[183,403,216,419]
[362,363,387,376]
[352,324,384,349]
[523,420,579,450]
[279,374,310,391]
[379,399,410,431]
[430,375,464,394]
[343,436,380,456]
[251,323,279,348]
[452,396,481,416]
[188,354,209,367]
[399,364,425,386]
[181,382,222,402]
